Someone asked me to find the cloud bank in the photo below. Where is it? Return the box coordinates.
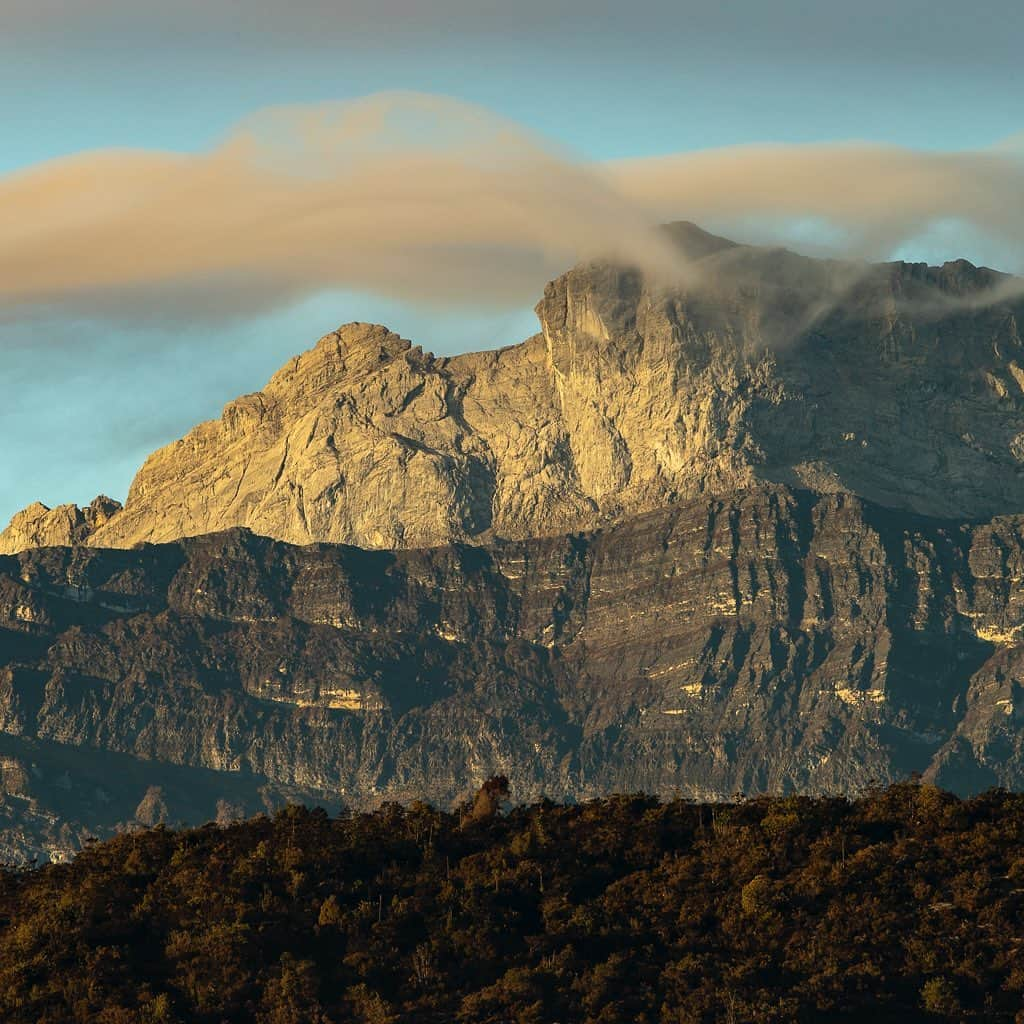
[0,93,688,321]
[1,92,1021,325]
[609,140,1024,264]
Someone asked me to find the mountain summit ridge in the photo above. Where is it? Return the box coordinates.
[3,223,1023,556]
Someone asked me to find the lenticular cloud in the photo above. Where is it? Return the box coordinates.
[0,91,1020,325]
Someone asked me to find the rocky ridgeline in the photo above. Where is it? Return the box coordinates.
[4,224,1024,556]
[3,484,1024,860]
[3,224,1024,860]
[0,496,121,556]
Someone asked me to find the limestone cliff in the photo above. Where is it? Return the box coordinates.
[0,496,121,556]
[5,484,1024,859]
[4,224,1022,554]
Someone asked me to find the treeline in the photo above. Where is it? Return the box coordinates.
[1,781,1023,1023]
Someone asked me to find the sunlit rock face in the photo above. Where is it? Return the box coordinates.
[0,496,121,556]
[5,224,1023,556]
[2,226,1024,860]
[3,484,1024,858]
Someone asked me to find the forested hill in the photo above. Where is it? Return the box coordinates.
[1,783,1023,1023]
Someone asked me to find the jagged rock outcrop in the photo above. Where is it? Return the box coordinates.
[4,224,1022,554]
[0,496,121,556]
[4,483,1024,858]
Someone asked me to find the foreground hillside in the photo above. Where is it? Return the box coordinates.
[1,783,1022,1023]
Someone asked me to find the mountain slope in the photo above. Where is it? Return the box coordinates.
[4,483,1024,858]
[4,224,1023,554]
[4,227,1024,861]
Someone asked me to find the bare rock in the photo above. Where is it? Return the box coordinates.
[0,496,122,556]
[5,482,1024,835]
[3,227,1023,554]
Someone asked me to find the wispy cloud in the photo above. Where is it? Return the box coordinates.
[0,92,1021,327]
[0,93,686,321]
[609,141,1024,267]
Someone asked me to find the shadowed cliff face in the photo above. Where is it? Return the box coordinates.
[3,226,1024,862]
[3,483,1024,860]
[4,224,1023,555]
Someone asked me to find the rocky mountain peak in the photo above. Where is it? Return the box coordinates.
[660,220,740,261]
[0,496,122,556]
[3,228,1023,555]
[262,322,417,403]
[3,230,1024,859]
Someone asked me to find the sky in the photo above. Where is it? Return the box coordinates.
[2,0,1023,525]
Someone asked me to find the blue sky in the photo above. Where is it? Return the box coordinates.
[2,0,1023,525]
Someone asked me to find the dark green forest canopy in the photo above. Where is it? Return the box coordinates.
[1,784,1023,1023]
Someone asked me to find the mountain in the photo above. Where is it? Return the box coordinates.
[4,483,1024,861]
[0,496,121,556]
[3,223,1024,861]
[4,224,1023,555]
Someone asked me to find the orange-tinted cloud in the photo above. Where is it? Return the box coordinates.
[0,93,687,319]
[608,141,1024,264]
[0,93,1020,324]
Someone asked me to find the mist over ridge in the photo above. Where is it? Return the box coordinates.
[1,92,1021,329]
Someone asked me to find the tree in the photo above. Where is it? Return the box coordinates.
[920,976,961,1016]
